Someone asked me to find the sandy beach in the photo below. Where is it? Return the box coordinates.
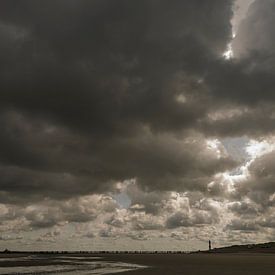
[105,253,275,275]
[1,253,275,274]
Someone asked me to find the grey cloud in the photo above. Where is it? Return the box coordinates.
[126,185,170,215]
[25,206,63,229]
[200,103,275,137]
[99,228,115,238]
[84,232,96,239]
[36,229,61,243]
[228,201,262,217]
[170,232,187,241]
[0,165,99,203]
[233,0,275,58]
[166,212,194,229]
[130,214,164,231]
[0,0,244,205]
[126,231,150,241]
[0,235,23,241]
[259,214,275,229]
[1,0,275,143]
[60,195,118,223]
[106,216,125,228]
[0,0,233,136]
[166,210,218,229]
[0,195,119,230]
[198,0,275,126]
[0,110,237,202]
[235,150,275,208]
[2,0,275,246]
[226,219,260,232]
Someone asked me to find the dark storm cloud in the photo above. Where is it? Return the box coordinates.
[0,0,275,145]
[0,113,237,202]
[190,0,275,138]
[0,0,239,203]
[4,0,275,242]
[200,0,275,133]
[0,0,233,136]
[204,59,275,108]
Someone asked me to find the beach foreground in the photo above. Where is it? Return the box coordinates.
[113,253,275,274]
[1,253,275,274]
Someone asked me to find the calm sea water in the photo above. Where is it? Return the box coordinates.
[0,254,146,274]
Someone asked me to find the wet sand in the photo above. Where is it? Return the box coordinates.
[1,253,275,274]
[0,253,145,274]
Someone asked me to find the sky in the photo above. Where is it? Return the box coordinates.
[1,0,275,251]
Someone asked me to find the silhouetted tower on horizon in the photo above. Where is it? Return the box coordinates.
[209,240,212,251]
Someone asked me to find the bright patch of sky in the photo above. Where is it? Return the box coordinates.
[246,139,275,159]
[222,137,249,162]
[112,192,131,209]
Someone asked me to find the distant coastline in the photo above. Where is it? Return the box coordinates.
[2,241,275,255]
[199,241,275,254]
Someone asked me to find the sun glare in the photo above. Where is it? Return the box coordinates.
[223,43,234,60]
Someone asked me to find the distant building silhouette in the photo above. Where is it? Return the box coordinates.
[209,240,212,251]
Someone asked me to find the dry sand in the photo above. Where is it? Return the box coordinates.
[103,253,275,275]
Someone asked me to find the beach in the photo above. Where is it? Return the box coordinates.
[1,253,275,274]
[107,253,275,274]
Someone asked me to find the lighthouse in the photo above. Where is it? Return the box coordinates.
[209,240,212,251]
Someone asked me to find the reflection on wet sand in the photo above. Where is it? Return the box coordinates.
[0,254,147,274]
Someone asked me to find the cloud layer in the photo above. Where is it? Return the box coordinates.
[1,0,275,250]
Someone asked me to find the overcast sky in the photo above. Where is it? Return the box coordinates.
[2,0,275,251]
